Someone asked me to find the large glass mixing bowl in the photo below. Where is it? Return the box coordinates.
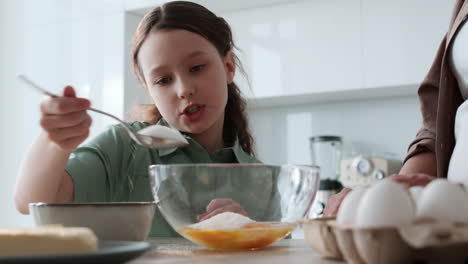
[149,164,319,250]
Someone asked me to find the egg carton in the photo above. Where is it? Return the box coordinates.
[301,217,468,264]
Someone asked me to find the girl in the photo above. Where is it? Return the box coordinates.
[14,1,259,237]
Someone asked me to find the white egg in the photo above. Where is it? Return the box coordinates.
[337,188,367,225]
[355,179,415,228]
[409,186,424,203]
[416,179,468,223]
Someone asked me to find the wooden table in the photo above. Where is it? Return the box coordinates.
[130,238,344,264]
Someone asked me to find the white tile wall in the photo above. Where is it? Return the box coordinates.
[249,95,421,165]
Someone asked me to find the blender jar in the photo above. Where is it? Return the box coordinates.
[308,135,343,217]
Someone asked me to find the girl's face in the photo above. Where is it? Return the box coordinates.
[138,29,235,140]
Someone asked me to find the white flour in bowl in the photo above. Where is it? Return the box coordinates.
[188,212,255,230]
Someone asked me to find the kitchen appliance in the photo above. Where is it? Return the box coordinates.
[308,135,343,218]
[340,155,403,188]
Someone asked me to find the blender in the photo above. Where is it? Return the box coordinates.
[308,135,343,218]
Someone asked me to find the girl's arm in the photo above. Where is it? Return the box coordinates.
[14,86,91,214]
[14,132,74,214]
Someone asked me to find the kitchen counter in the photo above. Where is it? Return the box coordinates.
[129,238,344,264]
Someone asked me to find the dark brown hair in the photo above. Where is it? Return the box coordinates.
[131,1,255,155]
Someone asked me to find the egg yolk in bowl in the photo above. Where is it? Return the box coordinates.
[179,222,296,250]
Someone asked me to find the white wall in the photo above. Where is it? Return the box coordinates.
[0,0,31,227]
[0,0,128,227]
[123,12,153,120]
[249,95,421,165]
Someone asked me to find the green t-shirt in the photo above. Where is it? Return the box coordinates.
[65,120,261,237]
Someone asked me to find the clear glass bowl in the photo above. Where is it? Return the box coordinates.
[149,164,319,249]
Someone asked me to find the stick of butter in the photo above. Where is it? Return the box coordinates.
[0,225,98,256]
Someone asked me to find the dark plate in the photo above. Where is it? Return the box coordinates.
[0,240,152,264]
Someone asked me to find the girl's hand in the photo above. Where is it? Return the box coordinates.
[197,198,248,221]
[323,188,352,217]
[40,86,91,151]
[388,173,435,187]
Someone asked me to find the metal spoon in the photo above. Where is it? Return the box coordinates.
[17,74,189,149]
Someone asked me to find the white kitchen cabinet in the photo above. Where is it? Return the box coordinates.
[22,0,70,25]
[21,0,455,114]
[224,0,362,99]
[236,0,455,104]
[123,0,456,106]
[22,0,124,25]
[124,0,166,12]
[125,0,362,100]
[20,8,126,140]
[361,0,456,88]
[125,0,308,14]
